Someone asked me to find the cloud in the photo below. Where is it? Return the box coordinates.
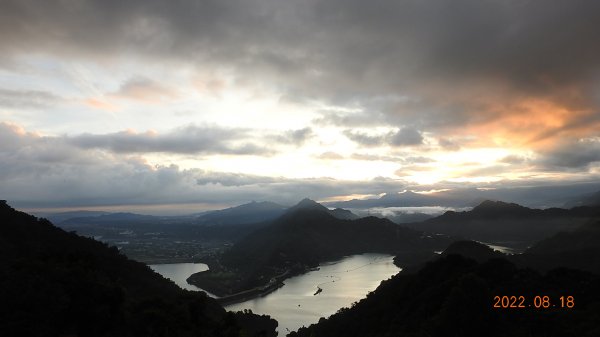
[438,138,461,151]
[195,171,277,187]
[3,122,600,211]
[2,1,599,149]
[343,130,384,147]
[270,127,314,145]
[0,89,62,109]
[344,127,424,147]
[112,76,178,102]
[499,155,527,165]
[388,128,424,146]
[537,138,600,169]
[317,151,344,160]
[0,122,413,209]
[67,125,270,155]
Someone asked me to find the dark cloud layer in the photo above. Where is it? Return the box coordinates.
[344,127,424,147]
[270,127,314,146]
[0,89,62,109]
[2,0,599,146]
[68,125,268,155]
[3,1,600,100]
[537,139,600,169]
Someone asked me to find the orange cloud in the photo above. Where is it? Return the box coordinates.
[465,97,597,151]
[112,77,178,103]
[84,98,119,112]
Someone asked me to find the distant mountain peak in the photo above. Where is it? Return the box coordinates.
[296,198,322,207]
[472,200,527,212]
[298,197,319,204]
[329,208,360,220]
[288,198,330,213]
[195,200,286,225]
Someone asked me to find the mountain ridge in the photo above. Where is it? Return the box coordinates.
[0,200,277,337]
[403,200,600,247]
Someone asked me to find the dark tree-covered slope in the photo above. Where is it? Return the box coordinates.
[290,219,600,337]
[290,254,600,337]
[514,219,600,274]
[0,200,277,337]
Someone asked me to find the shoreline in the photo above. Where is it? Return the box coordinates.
[192,268,298,306]
[191,252,400,305]
[138,257,201,265]
[217,281,285,306]
[151,253,403,306]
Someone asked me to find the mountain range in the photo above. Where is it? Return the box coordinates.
[188,198,452,297]
[325,185,600,209]
[3,195,600,336]
[402,200,600,248]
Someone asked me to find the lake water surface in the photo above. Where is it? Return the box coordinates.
[149,262,209,292]
[226,254,400,333]
[149,254,401,334]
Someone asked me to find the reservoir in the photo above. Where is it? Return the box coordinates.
[148,262,209,292]
[149,254,400,334]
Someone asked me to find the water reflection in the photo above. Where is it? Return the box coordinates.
[149,263,209,292]
[225,253,400,334]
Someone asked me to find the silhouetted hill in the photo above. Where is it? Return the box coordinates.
[565,190,600,208]
[290,254,600,337]
[470,200,533,217]
[196,201,286,226]
[387,211,434,224]
[188,200,452,297]
[404,200,600,247]
[329,207,360,220]
[0,200,277,337]
[326,190,468,208]
[513,219,600,274]
[287,198,330,213]
[286,198,359,219]
[60,212,163,226]
[441,240,505,262]
[36,210,111,224]
[528,219,600,255]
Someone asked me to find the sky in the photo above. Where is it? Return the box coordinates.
[1,0,600,213]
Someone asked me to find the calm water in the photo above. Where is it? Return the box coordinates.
[149,254,401,334]
[225,254,400,334]
[149,262,210,292]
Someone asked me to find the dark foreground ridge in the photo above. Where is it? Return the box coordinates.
[290,216,600,337]
[291,245,600,337]
[0,200,277,337]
